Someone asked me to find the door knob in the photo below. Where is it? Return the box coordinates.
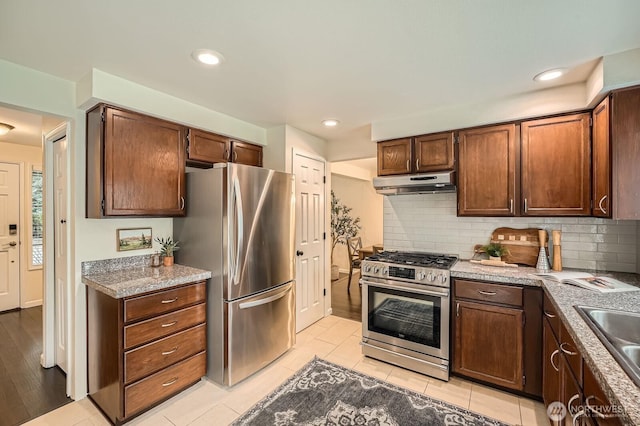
[8,241,17,247]
[296,250,304,256]
[60,219,67,224]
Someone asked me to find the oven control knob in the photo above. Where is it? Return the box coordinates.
[364,265,371,273]
[427,272,435,282]
[439,274,447,283]
[417,271,426,280]
[374,267,380,274]
[382,267,388,275]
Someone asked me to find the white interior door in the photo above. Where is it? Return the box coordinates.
[53,137,68,373]
[293,152,326,332]
[0,162,20,312]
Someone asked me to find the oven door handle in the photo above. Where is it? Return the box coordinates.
[360,279,449,297]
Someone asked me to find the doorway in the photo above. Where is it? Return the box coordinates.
[292,150,326,332]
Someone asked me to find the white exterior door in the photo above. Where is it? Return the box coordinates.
[293,152,326,332]
[0,162,20,312]
[54,137,68,373]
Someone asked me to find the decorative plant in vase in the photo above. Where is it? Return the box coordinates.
[330,190,361,280]
[481,242,509,261]
[155,236,180,266]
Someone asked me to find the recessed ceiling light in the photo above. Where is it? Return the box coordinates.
[191,49,224,66]
[533,68,565,82]
[322,119,339,127]
[0,122,15,136]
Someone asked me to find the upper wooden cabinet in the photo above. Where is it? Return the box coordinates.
[610,86,640,219]
[592,97,611,218]
[230,140,263,167]
[377,133,454,176]
[187,129,229,164]
[186,130,263,168]
[521,113,591,216]
[457,124,518,216]
[377,138,412,175]
[414,132,455,173]
[86,104,186,218]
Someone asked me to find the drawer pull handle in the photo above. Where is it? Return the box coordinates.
[162,347,178,356]
[162,377,179,387]
[585,396,618,419]
[560,342,578,356]
[161,297,178,304]
[543,310,556,318]
[161,321,178,328]
[477,290,497,296]
[550,349,560,372]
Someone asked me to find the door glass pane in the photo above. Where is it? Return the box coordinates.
[31,168,43,267]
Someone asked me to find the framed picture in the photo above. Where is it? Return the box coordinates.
[117,228,152,252]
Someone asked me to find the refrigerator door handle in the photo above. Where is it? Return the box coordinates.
[230,176,244,285]
[238,285,290,309]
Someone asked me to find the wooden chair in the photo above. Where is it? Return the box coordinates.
[346,237,362,292]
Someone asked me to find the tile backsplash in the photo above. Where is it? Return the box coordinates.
[383,193,638,273]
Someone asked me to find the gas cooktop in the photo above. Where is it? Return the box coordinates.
[366,251,458,269]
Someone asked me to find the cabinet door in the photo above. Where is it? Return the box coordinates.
[457,124,517,216]
[453,300,523,390]
[611,87,640,219]
[521,113,591,216]
[413,132,454,173]
[592,97,611,217]
[561,355,587,426]
[377,138,412,176]
[230,140,262,167]
[104,107,185,216]
[583,362,623,425]
[543,317,561,408]
[188,129,229,164]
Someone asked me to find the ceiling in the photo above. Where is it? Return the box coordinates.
[1,1,639,143]
[0,105,65,147]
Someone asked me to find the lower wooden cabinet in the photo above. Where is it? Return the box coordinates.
[452,279,542,397]
[87,281,207,424]
[542,291,622,426]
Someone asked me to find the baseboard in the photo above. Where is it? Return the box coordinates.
[22,299,43,309]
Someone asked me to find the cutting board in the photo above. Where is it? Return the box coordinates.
[490,227,547,266]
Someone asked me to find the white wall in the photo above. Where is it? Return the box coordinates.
[0,141,44,307]
[331,174,383,271]
[263,125,286,171]
[383,193,638,273]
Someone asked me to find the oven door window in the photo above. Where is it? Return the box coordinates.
[368,286,441,348]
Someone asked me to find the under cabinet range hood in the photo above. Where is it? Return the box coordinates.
[373,171,456,195]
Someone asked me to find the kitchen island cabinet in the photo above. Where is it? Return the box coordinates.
[457,124,518,216]
[86,104,186,218]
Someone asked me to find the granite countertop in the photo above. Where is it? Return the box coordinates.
[82,263,212,298]
[452,260,640,425]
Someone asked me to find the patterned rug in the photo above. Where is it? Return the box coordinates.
[232,357,508,426]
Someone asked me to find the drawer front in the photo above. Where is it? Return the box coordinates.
[542,291,560,339]
[124,281,206,322]
[124,303,206,349]
[124,351,206,419]
[124,323,206,384]
[454,280,523,307]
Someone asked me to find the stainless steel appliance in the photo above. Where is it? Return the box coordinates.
[360,251,458,381]
[174,163,295,386]
[373,171,456,195]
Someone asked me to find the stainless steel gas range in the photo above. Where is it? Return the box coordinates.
[360,251,458,381]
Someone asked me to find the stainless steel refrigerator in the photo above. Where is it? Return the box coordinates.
[174,163,295,386]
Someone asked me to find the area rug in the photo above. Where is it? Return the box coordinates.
[232,357,508,426]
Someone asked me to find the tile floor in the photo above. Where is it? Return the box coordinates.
[25,315,549,426]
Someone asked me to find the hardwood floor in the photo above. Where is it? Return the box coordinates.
[0,306,71,426]
[331,271,362,322]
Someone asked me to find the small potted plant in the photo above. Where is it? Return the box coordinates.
[482,243,509,261]
[155,236,180,266]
